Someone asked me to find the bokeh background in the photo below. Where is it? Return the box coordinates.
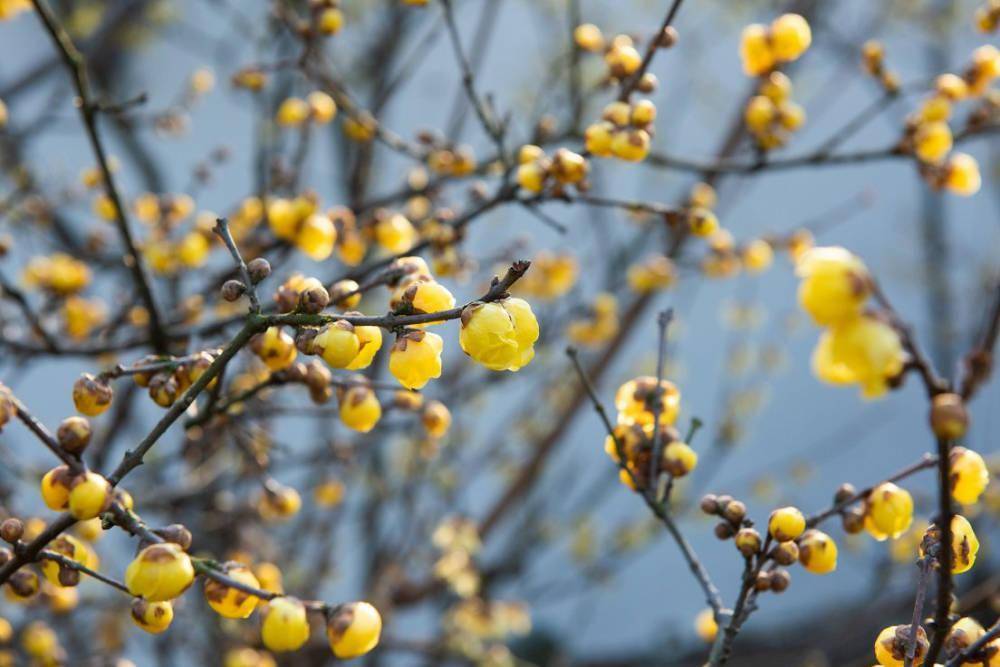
[1,0,999,665]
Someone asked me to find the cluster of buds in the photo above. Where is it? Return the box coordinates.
[797,247,907,398]
[270,272,327,315]
[21,253,91,296]
[585,99,657,162]
[566,293,619,347]
[860,41,900,93]
[61,295,107,340]
[39,466,115,521]
[572,23,669,91]
[369,208,418,254]
[606,377,693,490]
[132,192,196,229]
[267,193,338,260]
[275,90,338,128]
[232,67,268,92]
[744,72,806,149]
[739,13,812,77]
[515,251,578,301]
[416,131,477,177]
[626,254,677,293]
[130,351,219,408]
[516,145,590,193]
[701,494,751,544]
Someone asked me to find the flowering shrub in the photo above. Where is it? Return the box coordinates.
[0,1,998,666]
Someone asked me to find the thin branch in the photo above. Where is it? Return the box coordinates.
[29,0,167,352]
[213,217,261,314]
[647,309,674,503]
[565,346,724,614]
[616,0,687,102]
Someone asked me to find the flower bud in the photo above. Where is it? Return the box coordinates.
[771,541,799,566]
[0,519,23,543]
[768,507,805,542]
[326,601,382,659]
[929,392,969,440]
[247,257,271,283]
[768,569,791,593]
[734,528,761,557]
[722,500,746,524]
[72,374,113,417]
[57,417,91,455]
[221,279,246,302]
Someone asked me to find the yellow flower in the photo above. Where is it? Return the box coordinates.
[584,122,615,157]
[318,7,344,35]
[768,506,805,542]
[913,121,953,163]
[812,315,905,399]
[694,609,717,643]
[950,447,989,505]
[573,23,604,52]
[921,515,979,574]
[312,321,361,369]
[258,484,302,521]
[131,599,174,634]
[610,128,651,162]
[276,97,309,127]
[68,472,110,520]
[254,562,284,594]
[203,562,260,619]
[797,529,837,574]
[421,400,452,438]
[339,385,382,433]
[946,617,984,657]
[261,597,310,652]
[516,161,547,192]
[297,214,336,260]
[864,482,913,541]
[627,256,677,293]
[796,246,870,326]
[313,479,345,508]
[945,153,981,196]
[742,240,774,273]
[769,14,811,62]
[874,625,927,667]
[345,323,383,370]
[393,279,455,326]
[389,331,443,389]
[125,543,196,602]
[254,327,297,371]
[72,373,113,416]
[307,91,337,123]
[326,602,382,659]
[21,622,59,660]
[40,466,71,511]
[744,95,776,134]
[739,24,774,76]
[375,213,417,254]
[177,232,210,268]
[329,279,361,309]
[663,441,697,477]
[40,535,88,586]
[459,299,539,372]
[614,376,680,427]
